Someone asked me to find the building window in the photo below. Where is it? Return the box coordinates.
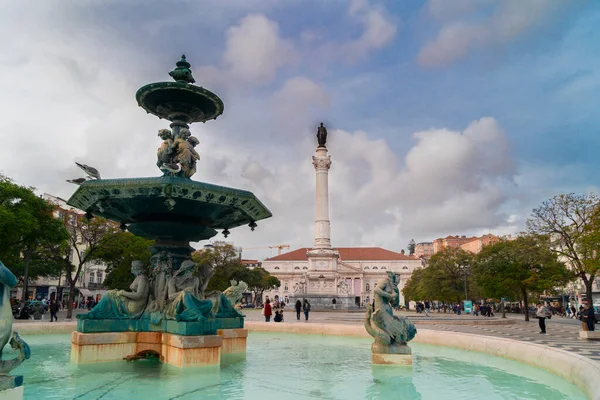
[366,283,370,292]
[284,283,288,291]
[373,267,378,270]
[364,266,370,270]
[402,267,408,270]
[294,267,300,270]
[381,267,387,270]
[302,267,308,270]
[97,271,103,283]
[274,267,280,270]
[89,274,95,284]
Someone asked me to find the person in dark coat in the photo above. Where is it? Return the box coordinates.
[581,304,596,331]
[295,300,302,320]
[50,299,59,322]
[303,299,311,322]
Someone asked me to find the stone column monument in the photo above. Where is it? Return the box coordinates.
[312,123,333,249]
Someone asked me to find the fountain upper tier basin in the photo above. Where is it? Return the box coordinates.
[136,81,224,123]
[67,176,271,242]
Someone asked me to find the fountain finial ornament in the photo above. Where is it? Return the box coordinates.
[169,54,196,83]
[0,260,30,393]
[365,271,416,365]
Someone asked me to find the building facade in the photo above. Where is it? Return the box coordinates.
[261,247,421,307]
[414,242,434,258]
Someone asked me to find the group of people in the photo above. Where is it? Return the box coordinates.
[473,304,494,317]
[262,298,311,322]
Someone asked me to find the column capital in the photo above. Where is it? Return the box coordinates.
[312,155,332,171]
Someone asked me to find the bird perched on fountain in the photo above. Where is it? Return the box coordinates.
[75,162,101,180]
[66,178,87,185]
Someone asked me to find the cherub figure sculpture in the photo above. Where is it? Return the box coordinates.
[156,129,175,168]
[174,128,200,178]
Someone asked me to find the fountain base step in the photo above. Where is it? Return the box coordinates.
[0,386,23,400]
[71,331,222,368]
[217,328,247,354]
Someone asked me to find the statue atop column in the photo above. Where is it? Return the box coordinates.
[316,122,328,147]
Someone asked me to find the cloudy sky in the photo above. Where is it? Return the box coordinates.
[1,0,598,260]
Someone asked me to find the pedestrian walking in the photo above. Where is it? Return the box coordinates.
[50,299,59,322]
[303,299,311,322]
[425,300,430,317]
[332,298,337,310]
[536,302,551,334]
[263,299,272,322]
[295,300,302,320]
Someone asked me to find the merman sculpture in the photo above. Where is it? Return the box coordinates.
[79,260,149,320]
[164,260,213,322]
[365,271,416,365]
[0,261,30,392]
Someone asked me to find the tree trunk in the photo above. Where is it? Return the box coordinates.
[19,248,31,305]
[585,276,594,306]
[522,289,529,322]
[66,281,75,319]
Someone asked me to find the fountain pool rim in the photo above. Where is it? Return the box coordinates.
[13,320,600,400]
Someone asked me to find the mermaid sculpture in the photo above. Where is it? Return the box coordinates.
[365,271,416,363]
[205,280,247,319]
[79,260,149,320]
[0,260,30,390]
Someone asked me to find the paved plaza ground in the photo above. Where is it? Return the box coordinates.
[22,308,600,365]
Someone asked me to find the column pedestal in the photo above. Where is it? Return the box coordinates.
[217,329,247,354]
[371,343,413,366]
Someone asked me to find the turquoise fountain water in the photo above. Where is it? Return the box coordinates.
[13,333,586,400]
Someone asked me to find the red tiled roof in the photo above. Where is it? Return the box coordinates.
[264,247,416,262]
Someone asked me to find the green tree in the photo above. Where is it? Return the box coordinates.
[401,267,426,303]
[91,231,153,290]
[473,236,569,321]
[419,247,476,303]
[192,243,245,294]
[243,267,280,305]
[43,211,114,318]
[527,193,600,303]
[0,175,70,302]
[407,239,416,255]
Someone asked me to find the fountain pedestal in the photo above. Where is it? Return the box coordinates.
[0,386,23,400]
[217,329,247,354]
[371,342,412,366]
[71,331,223,367]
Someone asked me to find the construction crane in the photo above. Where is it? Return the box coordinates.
[243,244,290,255]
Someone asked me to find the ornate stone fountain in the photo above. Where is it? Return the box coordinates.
[67,56,271,367]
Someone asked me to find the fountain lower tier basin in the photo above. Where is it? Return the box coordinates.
[15,332,589,400]
[66,177,272,241]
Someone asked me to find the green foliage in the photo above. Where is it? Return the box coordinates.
[192,243,279,303]
[473,236,569,320]
[192,243,246,292]
[407,239,416,255]
[527,193,600,303]
[405,247,476,303]
[92,231,153,290]
[0,175,69,282]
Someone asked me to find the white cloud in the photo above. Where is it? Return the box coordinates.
[342,0,398,61]
[418,0,565,67]
[223,14,297,84]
